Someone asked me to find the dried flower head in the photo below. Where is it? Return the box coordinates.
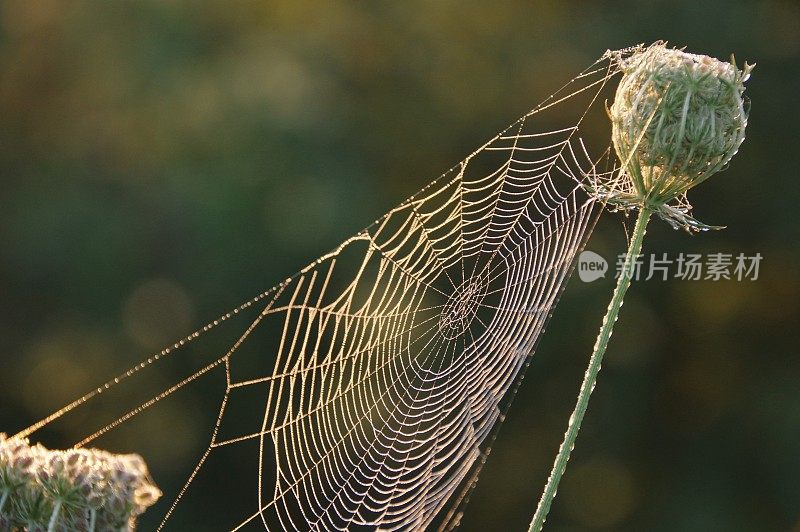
[0,433,161,531]
[602,42,753,230]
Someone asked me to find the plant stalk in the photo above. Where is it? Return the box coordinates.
[47,500,62,532]
[528,205,652,532]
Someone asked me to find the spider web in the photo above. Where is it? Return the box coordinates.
[15,47,639,531]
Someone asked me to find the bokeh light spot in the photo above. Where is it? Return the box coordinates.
[122,278,195,350]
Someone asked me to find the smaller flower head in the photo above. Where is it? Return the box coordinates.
[0,434,161,530]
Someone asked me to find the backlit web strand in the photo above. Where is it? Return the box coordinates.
[16,46,640,531]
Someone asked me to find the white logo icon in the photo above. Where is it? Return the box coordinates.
[578,250,608,282]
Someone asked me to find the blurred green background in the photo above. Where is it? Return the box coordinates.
[1,1,798,530]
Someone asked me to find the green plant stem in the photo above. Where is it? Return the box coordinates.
[528,205,652,532]
[0,489,7,514]
[47,500,61,532]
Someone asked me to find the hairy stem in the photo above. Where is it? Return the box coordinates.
[0,489,7,514]
[528,205,652,532]
[47,500,62,532]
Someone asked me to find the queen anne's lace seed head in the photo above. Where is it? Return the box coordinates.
[0,433,161,531]
[609,43,752,206]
